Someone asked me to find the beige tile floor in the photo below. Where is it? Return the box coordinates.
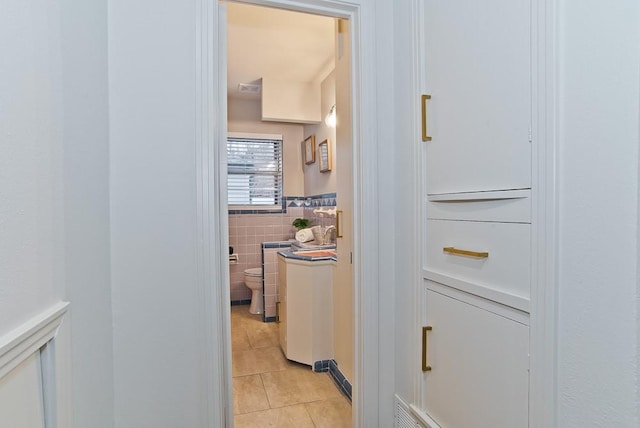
[231,305,352,427]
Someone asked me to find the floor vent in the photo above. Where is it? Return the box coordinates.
[394,395,420,428]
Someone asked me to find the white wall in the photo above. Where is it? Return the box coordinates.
[1,2,74,426]
[60,0,114,426]
[0,0,65,340]
[303,70,337,196]
[108,0,208,426]
[228,98,305,196]
[557,1,640,426]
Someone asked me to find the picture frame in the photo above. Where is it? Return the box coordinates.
[303,135,316,165]
[318,139,332,172]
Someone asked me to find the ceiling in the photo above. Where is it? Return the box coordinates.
[227,3,335,100]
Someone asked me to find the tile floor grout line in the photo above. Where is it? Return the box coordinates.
[231,304,351,426]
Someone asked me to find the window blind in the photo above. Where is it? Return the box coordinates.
[227,136,283,206]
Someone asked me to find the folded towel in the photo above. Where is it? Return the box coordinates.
[295,228,315,243]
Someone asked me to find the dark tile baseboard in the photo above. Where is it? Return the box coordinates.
[328,359,352,401]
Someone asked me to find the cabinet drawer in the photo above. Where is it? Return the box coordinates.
[427,189,530,223]
[425,219,530,307]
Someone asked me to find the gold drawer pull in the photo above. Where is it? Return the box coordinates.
[443,247,489,258]
[421,94,432,142]
[422,326,432,372]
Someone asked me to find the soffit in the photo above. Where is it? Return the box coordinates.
[227,2,335,100]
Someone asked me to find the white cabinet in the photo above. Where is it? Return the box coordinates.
[277,255,333,366]
[418,0,535,426]
[278,256,288,355]
[422,287,529,428]
[423,0,532,195]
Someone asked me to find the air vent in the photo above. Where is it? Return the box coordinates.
[238,83,261,94]
[395,395,421,428]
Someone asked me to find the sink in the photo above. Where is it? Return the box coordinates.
[291,241,336,250]
[278,247,337,261]
[294,249,336,258]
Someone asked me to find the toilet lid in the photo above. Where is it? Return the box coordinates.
[244,268,262,277]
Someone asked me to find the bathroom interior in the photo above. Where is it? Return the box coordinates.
[226,3,354,426]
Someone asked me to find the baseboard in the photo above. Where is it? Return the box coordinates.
[313,359,331,372]
[328,359,352,401]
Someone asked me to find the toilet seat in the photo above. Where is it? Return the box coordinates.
[244,268,262,277]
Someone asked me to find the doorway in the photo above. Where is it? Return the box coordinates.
[223,1,355,426]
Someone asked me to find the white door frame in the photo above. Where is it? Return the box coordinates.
[197,0,381,426]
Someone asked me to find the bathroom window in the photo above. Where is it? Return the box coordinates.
[227,133,283,208]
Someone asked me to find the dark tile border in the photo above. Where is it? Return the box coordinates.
[313,359,331,373]
[228,193,338,213]
[230,300,251,306]
[286,193,337,208]
[329,359,352,401]
[261,241,293,249]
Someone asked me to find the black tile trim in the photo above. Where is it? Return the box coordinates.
[261,242,293,249]
[227,193,338,213]
[264,316,276,323]
[313,359,331,373]
[329,359,352,401]
[230,300,251,306]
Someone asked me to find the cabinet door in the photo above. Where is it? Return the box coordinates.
[423,0,532,194]
[422,288,529,428]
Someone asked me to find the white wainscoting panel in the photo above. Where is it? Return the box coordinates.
[0,352,45,428]
[0,302,69,428]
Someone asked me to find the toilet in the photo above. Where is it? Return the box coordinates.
[243,268,263,314]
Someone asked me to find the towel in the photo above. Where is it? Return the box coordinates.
[295,228,315,243]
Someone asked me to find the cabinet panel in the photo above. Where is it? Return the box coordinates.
[427,189,531,223]
[278,256,333,366]
[423,287,529,428]
[425,219,531,304]
[424,0,531,194]
[278,257,287,354]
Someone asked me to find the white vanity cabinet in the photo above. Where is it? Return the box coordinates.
[417,0,535,426]
[277,255,334,366]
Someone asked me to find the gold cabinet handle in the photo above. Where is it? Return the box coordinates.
[421,94,432,142]
[443,247,489,258]
[336,210,344,238]
[422,326,432,372]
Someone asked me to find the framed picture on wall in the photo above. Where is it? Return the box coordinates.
[303,135,316,165]
[318,139,332,172]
